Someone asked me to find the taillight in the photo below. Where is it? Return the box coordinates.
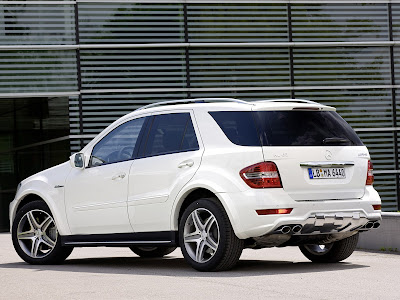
[366,160,374,185]
[240,162,282,188]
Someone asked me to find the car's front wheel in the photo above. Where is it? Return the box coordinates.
[179,197,244,271]
[12,200,73,265]
[299,233,359,263]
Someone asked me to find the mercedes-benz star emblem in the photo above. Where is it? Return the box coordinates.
[325,150,332,160]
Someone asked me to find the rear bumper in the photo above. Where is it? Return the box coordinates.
[217,186,381,239]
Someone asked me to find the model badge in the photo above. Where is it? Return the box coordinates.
[325,150,332,160]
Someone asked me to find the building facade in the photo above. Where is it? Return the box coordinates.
[1,0,400,231]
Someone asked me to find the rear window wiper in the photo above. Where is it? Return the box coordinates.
[323,137,350,145]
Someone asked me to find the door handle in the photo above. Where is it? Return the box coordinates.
[112,173,126,180]
[178,160,194,168]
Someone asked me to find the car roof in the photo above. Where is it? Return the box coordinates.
[123,98,335,119]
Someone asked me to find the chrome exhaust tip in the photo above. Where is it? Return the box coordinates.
[373,222,381,229]
[365,222,374,229]
[292,225,302,234]
[280,226,291,234]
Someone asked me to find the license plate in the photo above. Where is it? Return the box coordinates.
[308,167,346,179]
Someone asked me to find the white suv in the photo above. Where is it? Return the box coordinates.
[9,98,382,271]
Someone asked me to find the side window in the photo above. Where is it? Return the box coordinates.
[143,113,199,157]
[90,117,145,167]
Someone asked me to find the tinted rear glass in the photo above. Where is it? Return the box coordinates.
[210,111,363,147]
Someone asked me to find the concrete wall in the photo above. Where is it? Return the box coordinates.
[357,212,400,252]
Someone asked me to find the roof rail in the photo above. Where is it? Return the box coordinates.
[136,98,251,111]
[257,99,320,105]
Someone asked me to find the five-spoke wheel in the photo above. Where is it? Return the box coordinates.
[12,200,73,264]
[179,197,243,271]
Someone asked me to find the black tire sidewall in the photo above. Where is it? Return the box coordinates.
[11,200,71,265]
[179,198,230,271]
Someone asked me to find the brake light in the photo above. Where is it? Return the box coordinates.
[256,208,292,215]
[366,160,374,185]
[240,162,282,188]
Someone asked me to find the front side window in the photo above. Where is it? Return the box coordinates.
[90,117,145,167]
[142,113,199,157]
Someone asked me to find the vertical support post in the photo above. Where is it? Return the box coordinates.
[183,3,191,98]
[388,3,400,211]
[287,4,295,99]
[74,2,84,149]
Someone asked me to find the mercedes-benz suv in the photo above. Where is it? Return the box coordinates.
[10,98,382,271]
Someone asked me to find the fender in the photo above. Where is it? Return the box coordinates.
[170,178,245,238]
[9,162,72,235]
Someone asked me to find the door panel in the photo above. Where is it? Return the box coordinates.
[65,161,133,234]
[65,117,146,234]
[127,111,203,232]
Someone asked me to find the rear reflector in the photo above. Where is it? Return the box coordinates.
[372,204,381,210]
[240,161,282,188]
[366,160,374,185]
[256,208,293,215]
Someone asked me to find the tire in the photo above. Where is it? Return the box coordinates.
[179,197,244,271]
[299,233,359,263]
[11,200,73,265]
[129,246,177,258]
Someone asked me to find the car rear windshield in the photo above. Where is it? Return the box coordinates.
[210,111,363,147]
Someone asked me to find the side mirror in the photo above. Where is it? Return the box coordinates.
[70,153,85,169]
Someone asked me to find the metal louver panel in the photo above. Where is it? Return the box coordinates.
[374,174,398,211]
[189,48,290,88]
[80,48,187,90]
[392,4,400,41]
[78,3,184,44]
[292,3,389,42]
[293,47,391,86]
[0,50,77,93]
[393,47,400,83]
[187,3,288,42]
[78,92,189,136]
[189,90,291,100]
[0,4,75,45]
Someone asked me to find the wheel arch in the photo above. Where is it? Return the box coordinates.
[10,190,71,235]
[171,185,241,238]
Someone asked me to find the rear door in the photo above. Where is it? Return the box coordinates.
[253,109,369,201]
[127,110,204,232]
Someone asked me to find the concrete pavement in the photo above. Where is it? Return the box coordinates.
[0,233,399,300]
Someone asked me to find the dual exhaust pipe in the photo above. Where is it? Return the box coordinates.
[364,221,380,229]
[276,224,303,234]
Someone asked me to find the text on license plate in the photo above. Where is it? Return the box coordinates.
[308,167,346,179]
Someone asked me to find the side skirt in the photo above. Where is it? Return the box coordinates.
[60,231,178,247]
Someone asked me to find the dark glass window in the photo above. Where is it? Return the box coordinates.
[90,117,145,167]
[209,111,261,146]
[143,113,199,157]
[253,111,363,146]
[210,111,363,147]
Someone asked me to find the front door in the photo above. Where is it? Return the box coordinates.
[65,117,146,234]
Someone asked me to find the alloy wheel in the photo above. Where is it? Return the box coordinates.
[183,208,220,263]
[17,209,58,259]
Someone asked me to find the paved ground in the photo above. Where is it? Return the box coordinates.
[0,233,399,300]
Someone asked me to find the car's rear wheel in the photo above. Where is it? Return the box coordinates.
[12,200,73,265]
[129,246,176,258]
[299,233,359,263]
[179,197,244,271]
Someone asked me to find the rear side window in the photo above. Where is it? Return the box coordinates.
[210,111,363,147]
[142,113,199,157]
[209,111,260,146]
